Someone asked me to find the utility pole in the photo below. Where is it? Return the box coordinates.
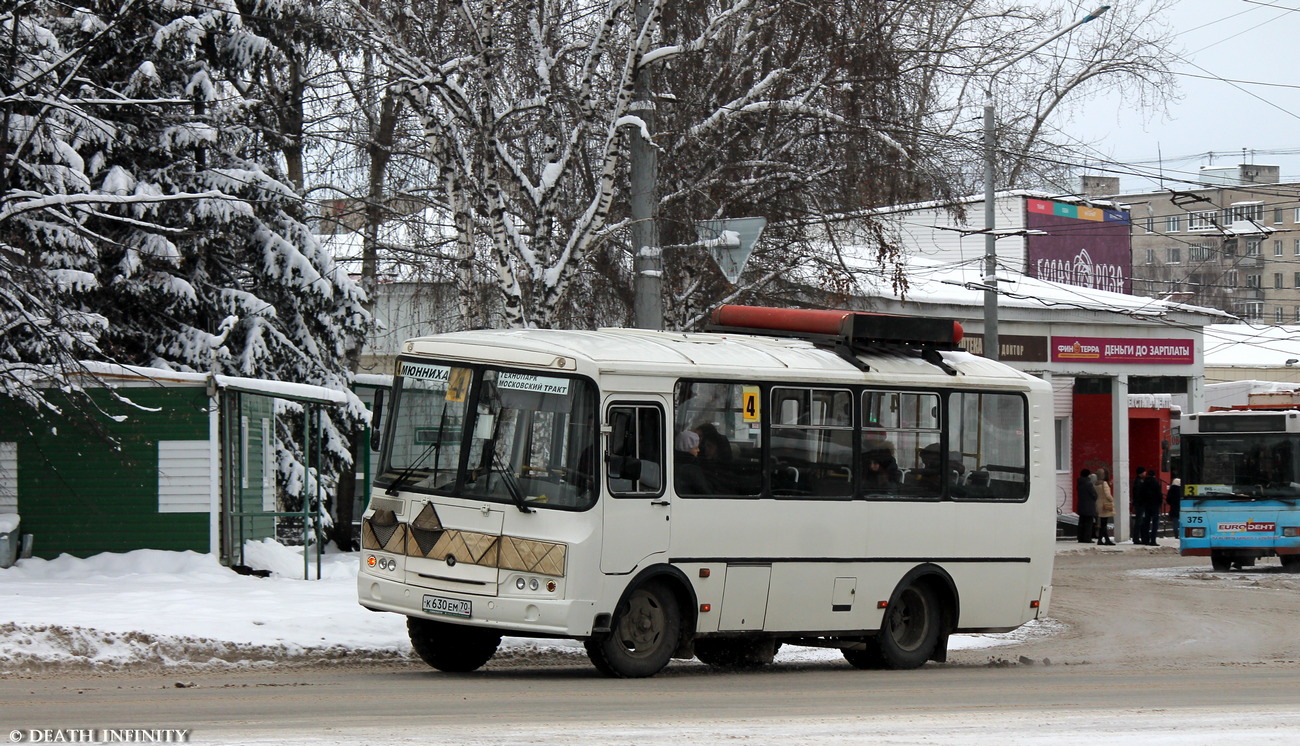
[983,4,1110,360]
[630,0,663,330]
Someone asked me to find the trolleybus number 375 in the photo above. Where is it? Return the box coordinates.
[422,595,472,619]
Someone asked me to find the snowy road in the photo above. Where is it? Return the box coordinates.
[3,543,1300,743]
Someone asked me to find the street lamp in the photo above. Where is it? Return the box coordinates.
[982,5,1110,360]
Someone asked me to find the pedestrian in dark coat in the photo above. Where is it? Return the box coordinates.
[1076,468,1098,543]
[1136,467,1164,544]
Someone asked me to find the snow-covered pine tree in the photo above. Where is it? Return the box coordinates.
[3,1,368,528]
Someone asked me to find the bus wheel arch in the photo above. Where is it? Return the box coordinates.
[585,565,697,678]
[876,564,958,669]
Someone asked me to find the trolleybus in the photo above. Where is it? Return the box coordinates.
[1179,408,1300,572]
[358,305,1056,677]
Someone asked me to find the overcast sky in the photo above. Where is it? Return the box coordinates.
[1066,0,1300,192]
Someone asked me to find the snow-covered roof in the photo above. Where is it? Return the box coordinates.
[810,189,1128,224]
[843,255,1232,322]
[73,362,348,405]
[1202,324,1300,368]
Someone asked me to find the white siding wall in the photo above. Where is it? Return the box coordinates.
[0,441,16,514]
[1053,378,1075,514]
[890,196,1030,270]
[158,440,212,513]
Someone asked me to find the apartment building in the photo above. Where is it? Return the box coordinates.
[1111,165,1300,322]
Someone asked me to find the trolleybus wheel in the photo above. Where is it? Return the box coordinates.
[1281,555,1300,572]
[875,582,940,670]
[694,638,780,669]
[1211,551,1231,572]
[407,617,501,673]
[585,581,681,678]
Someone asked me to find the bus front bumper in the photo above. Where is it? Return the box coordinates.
[357,574,597,638]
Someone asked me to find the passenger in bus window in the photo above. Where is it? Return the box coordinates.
[906,442,961,494]
[673,430,712,495]
[692,422,734,494]
[861,432,901,492]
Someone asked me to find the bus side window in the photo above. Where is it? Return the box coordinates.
[607,405,664,496]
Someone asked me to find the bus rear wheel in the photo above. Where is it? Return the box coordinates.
[694,638,780,669]
[1211,551,1231,572]
[586,581,681,678]
[407,617,501,673]
[875,583,940,670]
[1281,555,1300,572]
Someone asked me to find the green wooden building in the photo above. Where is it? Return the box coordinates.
[0,365,344,564]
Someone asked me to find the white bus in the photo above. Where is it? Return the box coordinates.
[358,305,1055,677]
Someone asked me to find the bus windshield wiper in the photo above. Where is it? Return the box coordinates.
[493,451,532,513]
[385,439,441,496]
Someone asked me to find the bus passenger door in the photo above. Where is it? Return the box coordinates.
[601,402,671,573]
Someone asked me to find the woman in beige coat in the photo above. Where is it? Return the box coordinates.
[1095,467,1116,545]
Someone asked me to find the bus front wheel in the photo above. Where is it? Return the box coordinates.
[586,581,681,678]
[407,617,501,673]
[875,583,940,670]
[1281,555,1300,572]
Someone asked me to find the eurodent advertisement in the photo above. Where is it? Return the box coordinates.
[1024,198,1131,294]
[1051,336,1195,365]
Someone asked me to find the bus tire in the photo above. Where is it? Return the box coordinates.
[1211,551,1231,572]
[875,582,940,670]
[1281,555,1300,572]
[695,638,780,669]
[585,581,681,678]
[407,617,501,673]
[842,639,886,669]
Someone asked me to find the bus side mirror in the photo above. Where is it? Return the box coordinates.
[608,455,642,481]
[369,389,385,452]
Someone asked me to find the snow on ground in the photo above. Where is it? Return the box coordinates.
[0,538,1167,671]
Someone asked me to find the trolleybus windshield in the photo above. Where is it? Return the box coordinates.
[1184,433,1300,498]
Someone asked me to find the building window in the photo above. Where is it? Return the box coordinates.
[1295,207,1300,223]
[1276,207,1286,224]
[1224,239,1237,257]
[1166,215,1181,232]
[1146,248,1155,264]
[1275,272,1284,289]
[1226,271,1238,287]
[1054,418,1070,472]
[1242,302,1263,321]
[1167,247,1181,264]
[1247,239,1261,255]
[1188,244,1205,262]
[1246,274,1261,288]
[1295,306,1300,323]
[1294,238,1300,256]
[1276,240,1285,257]
[1293,271,1300,287]
[1190,273,1203,286]
[1144,217,1155,233]
[1190,211,1216,230]
[1278,307,1286,323]
[1226,203,1264,223]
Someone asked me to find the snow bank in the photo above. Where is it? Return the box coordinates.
[0,544,1042,672]
[0,513,19,533]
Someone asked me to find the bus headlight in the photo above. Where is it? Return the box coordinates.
[516,577,527,590]
[1185,527,1206,538]
[1284,527,1299,537]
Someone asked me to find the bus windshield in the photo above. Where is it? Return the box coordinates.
[378,361,599,510]
[1184,433,1300,498]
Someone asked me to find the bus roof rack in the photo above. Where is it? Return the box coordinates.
[705,305,964,376]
